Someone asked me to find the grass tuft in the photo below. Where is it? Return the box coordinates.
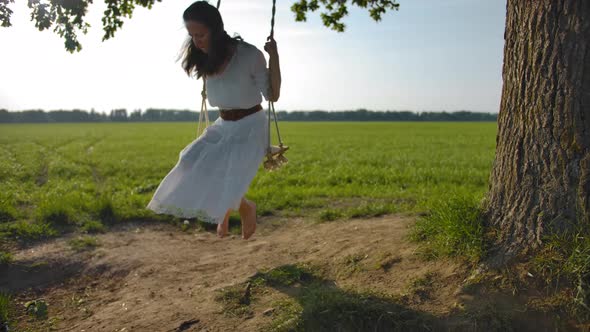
[338,253,368,277]
[45,210,71,225]
[25,299,48,319]
[81,220,106,233]
[214,284,254,318]
[318,209,344,222]
[36,200,75,226]
[400,272,437,303]
[0,202,17,223]
[267,299,304,331]
[0,251,13,265]
[533,221,590,319]
[94,195,118,224]
[0,292,11,325]
[68,236,99,251]
[0,221,57,241]
[251,264,316,287]
[347,203,392,219]
[410,195,485,263]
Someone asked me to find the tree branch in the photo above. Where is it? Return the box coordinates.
[0,0,398,52]
[291,0,399,32]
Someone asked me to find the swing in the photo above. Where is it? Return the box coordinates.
[196,0,289,171]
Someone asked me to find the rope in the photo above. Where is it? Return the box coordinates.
[197,77,209,137]
[270,0,276,39]
[266,0,284,156]
[267,100,271,150]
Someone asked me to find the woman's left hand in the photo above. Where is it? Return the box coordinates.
[264,36,278,55]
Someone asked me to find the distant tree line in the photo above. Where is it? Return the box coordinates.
[0,108,497,123]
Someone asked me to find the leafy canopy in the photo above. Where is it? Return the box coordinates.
[0,0,398,52]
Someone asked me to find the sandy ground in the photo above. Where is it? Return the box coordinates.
[1,215,560,331]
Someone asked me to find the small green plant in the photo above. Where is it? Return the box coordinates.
[347,203,391,219]
[81,220,105,233]
[0,251,13,265]
[373,252,401,271]
[250,264,316,287]
[338,253,368,277]
[29,260,49,269]
[0,292,11,325]
[25,299,48,320]
[214,283,254,318]
[318,209,343,222]
[68,236,99,251]
[401,272,437,303]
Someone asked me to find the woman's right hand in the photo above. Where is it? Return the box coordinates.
[264,36,278,56]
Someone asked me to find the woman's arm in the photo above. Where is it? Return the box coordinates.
[264,37,281,102]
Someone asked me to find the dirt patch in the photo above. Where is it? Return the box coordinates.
[1,215,564,331]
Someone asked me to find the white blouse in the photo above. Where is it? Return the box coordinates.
[205,41,270,110]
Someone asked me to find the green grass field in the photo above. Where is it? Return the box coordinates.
[0,122,497,243]
[10,121,590,329]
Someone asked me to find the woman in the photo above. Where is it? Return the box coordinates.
[147,0,281,240]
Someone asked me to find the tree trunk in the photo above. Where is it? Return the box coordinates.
[485,0,590,264]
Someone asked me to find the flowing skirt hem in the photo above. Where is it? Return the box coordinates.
[146,199,220,224]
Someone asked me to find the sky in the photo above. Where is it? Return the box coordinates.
[0,0,507,113]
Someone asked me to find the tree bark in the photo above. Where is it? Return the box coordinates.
[485,0,590,265]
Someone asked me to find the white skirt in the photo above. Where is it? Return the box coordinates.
[146,109,268,224]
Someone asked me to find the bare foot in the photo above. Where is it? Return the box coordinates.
[217,209,231,238]
[240,199,257,240]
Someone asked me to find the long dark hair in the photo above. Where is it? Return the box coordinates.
[179,1,242,78]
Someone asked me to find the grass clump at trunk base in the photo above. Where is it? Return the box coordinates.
[410,195,486,263]
[533,220,590,321]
